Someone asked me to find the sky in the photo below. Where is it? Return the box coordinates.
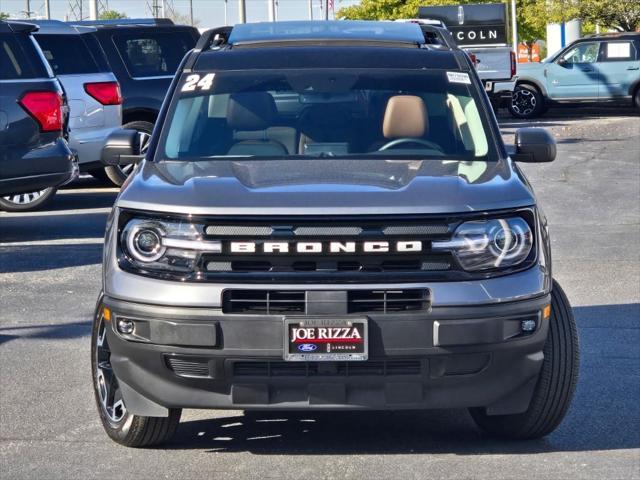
[0,0,362,27]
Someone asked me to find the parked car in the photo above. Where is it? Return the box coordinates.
[70,18,200,185]
[416,3,518,109]
[0,20,77,212]
[93,21,578,447]
[31,20,122,183]
[510,32,640,118]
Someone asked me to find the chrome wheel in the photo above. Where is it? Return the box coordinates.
[2,189,47,205]
[511,88,537,116]
[95,315,126,424]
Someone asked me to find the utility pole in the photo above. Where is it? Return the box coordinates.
[510,0,518,53]
[238,0,246,23]
[161,0,166,18]
[89,0,99,20]
[23,0,31,18]
[308,0,313,20]
[224,0,228,25]
[267,0,276,22]
[189,0,193,25]
[45,0,51,19]
[324,0,329,20]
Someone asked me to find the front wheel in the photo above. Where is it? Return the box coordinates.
[469,280,579,439]
[0,187,56,212]
[92,303,181,447]
[103,120,153,186]
[509,84,546,119]
[634,88,640,111]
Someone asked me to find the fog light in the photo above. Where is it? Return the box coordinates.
[521,319,537,333]
[117,318,135,335]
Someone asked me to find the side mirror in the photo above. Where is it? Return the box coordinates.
[101,129,144,166]
[512,127,556,163]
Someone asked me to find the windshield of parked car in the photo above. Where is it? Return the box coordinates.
[159,69,496,161]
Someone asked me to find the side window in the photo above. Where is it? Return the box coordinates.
[35,34,102,75]
[0,35,34,79]
[600,41,637,62]
[560,42,600,64]
[112,32,194,78]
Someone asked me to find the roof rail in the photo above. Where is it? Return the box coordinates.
[70,18,175,27]
[419,25,458,49]
[1,20,39,34]
[584,31,639,38]
[193,26,233,52]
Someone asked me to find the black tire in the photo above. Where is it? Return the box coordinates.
[104,120,153,187]
[0,187,56,212]
[469,280,579,439]
[634,88,640,111]
[509,84,546,119]
[91,302,181,447]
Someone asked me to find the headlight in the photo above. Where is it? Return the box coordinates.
[120,218,220,273]
[432,217,533,271]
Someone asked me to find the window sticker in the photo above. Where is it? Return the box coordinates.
[606,42,631,59]
[447,71,472,85]
[181,73,215,92]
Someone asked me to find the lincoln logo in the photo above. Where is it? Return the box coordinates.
[228,240,423,254]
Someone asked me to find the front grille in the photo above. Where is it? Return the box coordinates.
[222,288,429,315]
[166,357,210,378]
[233,360,423,377]
[347,289,430,313]
[198,217,454,282]
[223,290,306,314]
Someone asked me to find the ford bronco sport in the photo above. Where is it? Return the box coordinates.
[93,21,578,447]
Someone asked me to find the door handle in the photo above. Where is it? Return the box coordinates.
[627,66,640,71]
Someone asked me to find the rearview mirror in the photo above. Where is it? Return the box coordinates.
[512,127,556,163]
[101,129,144,166]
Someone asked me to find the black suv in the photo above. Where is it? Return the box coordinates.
[70,18,200,185]
[95,21,578,447]
[0,20,76,211]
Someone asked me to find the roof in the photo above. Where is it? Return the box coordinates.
[70,18,175,28]
[228,21,426,46]
[24,19,96,34]
[584,31,640,40]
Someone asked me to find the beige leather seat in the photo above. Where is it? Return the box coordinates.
[226,92,296,156]
[380,95,443,153]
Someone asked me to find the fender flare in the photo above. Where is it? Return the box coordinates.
[515,76,548,97]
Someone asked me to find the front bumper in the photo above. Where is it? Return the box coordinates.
[102,293,550,416]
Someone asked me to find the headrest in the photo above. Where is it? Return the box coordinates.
[227,92,277,131]
[382,95,428,139]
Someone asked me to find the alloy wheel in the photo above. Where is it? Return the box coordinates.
[2,190,47,205]
[95,314,127,424]
[511,89,537,116]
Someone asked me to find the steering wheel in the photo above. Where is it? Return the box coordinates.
[378,138,444,152]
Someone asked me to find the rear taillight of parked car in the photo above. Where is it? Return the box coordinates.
[19,91,64,132]
[510,50,517,78]
[84,81,122,106]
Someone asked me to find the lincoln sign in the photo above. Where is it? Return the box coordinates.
[418,3,508,46]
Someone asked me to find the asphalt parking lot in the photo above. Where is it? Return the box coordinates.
[1,108,639,479]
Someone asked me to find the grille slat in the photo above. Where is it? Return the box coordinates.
[166,357,211,378]
[223,289,429,315]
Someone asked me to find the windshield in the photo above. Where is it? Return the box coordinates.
[159,69,496,161]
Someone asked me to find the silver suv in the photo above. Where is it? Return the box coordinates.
[0,20,121,211]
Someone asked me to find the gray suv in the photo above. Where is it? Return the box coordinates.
[94,21,578,447]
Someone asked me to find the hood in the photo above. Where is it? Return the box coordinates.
[116,158,535,216]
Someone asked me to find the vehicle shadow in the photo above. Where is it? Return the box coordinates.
[0,243,103,273]
[166,303,639,455]
[0,320,91,346]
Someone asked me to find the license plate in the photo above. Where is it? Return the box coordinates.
[284,318,368,361]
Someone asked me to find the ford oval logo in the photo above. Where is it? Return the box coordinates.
[298,343,317,352]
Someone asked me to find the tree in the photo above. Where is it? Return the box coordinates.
[577,0,640,31]
[99,10,127,20]
[0,12,10,20]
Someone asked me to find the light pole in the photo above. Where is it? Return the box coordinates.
[45,0,51,19]
[308,0,313,20]
[268,0,276,22]
[238,0,246,23]
[89,0,98,20]
[323,0,329,21]
[511,0,518,53]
